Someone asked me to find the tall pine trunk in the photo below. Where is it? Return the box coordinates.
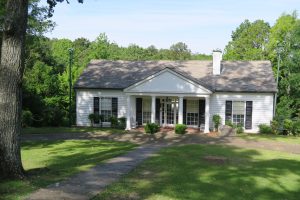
[0,0,28,179]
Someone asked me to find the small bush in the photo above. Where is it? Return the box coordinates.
[283,119,293,135]
[212,115,221,131]
[109,116,118,128]
[88,113,102,127]
[258,124,273,134]
[118,117,126,129]
[271,120,281,135]
[225,120,234,127]
[292,120,300,136]
[175,124,187,134]
[22,110,33,127]
[236,123,244,134]
[145,123,160,134]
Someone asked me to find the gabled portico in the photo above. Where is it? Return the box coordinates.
[124,68,212,133]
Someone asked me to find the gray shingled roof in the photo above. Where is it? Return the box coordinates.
[74,60,277,93]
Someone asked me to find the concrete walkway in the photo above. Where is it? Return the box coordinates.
[27,144,165,200]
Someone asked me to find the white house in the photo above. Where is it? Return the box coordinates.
[74,50,277,133]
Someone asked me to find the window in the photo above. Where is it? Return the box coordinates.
[142,98,151,124]
[186,100,199,126]
[232,101,245,126]
[101,97,112,122]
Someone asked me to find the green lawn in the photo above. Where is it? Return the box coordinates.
[238,133,300,144]
[96,144,300,200]
[22,126,126,134]
[0,140,137,200]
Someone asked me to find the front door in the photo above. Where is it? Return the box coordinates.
[160,97,178,126]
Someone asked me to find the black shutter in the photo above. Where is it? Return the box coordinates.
[136,98,143,126]
[225,101,232,122]
[93,97,100,123]
[112,98,118,118]
[183,99,187,124]
[155,98,160,123]
[245,101,253,130]
[199,100,205,127]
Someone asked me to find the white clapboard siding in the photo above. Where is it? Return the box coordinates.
[209,92,274,133]
[76,89,127,126]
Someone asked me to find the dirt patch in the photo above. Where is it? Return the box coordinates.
[206,132,220,137]
[203,155,228,165]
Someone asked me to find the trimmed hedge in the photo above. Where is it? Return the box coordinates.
[145,123,160,134]
[175,124,187,134]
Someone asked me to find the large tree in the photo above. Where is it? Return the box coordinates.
[0,0,82,179]
[223,19,270,60]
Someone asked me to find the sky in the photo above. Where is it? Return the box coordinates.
[44,0,299,54]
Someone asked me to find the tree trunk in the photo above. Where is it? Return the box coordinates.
[0,0,28,179]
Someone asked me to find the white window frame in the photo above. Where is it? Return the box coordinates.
[231,101,246,127]
[142,98,151,124]
[100,97,112,123]
[186,99,199,127]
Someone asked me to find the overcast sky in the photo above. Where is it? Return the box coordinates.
[45,0,299,54]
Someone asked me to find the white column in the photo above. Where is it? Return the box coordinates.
[126,95,131,130]
[204,96,210,133]
[151,95,156,123]
[178,96,183,124]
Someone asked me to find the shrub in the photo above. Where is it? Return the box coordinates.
[145,123,160,134]
[109,116,118,128]
[271,120,281,135]
[283,119,293,135]
[292,120,300,136]
[118,117,126,129]
[258,124,273,134]
[88,113,102,127]
[236,123,244,134]
[175,124,187,134]
[225,120,234,127]
[212,115,221,131]
[22,110,33,127]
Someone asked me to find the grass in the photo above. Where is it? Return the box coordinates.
[238,133,300,144]
[22,126,127,134]
[0,140,137,200]
[96,144,300,200]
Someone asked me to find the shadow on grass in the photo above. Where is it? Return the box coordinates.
[97,144,300,200]
[238,133,300,144]
[22,127,126,135]
[0,140,137,200]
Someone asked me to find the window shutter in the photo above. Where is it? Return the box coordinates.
[136,98,143,126]
[225,101,232,122]
[199,100,205,127]
[93,97,100,123]
[155,98,160,123]
[183,99,187,124]
[112,98,118,118]
[245,101,253,130]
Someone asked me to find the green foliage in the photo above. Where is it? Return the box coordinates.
[283,119,293,135]
[118,117,126,129]
[175,124,187,134]
[22,110,33,127]
[109,116,118,128]
[258,124,273,134]
[223,19,270,60]
[88,114,101,127]
[271,119,282,135]
[236,124,244,134]
[292,120,300,136]
[225,120,234,127]
[144,123,160,134]
[212,115,221,131]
